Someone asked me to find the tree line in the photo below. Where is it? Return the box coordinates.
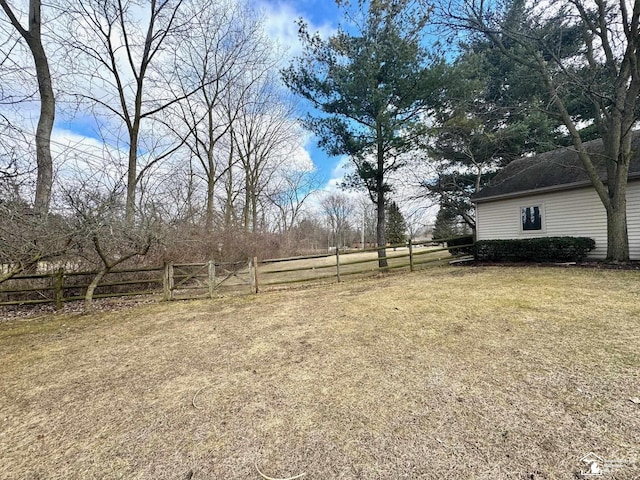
[0,0,329,283]
[2,0,639,285]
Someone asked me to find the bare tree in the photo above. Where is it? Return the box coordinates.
[321,192,355,250]
[0,25,37,197]
[152,156,206,226]
[442,0,640,261]
[64,183,159,309]
[231,72,299,232]
[0,199,72,283]
[355,194,377,248]
[64,0,192,223]
[164,0,268,232]
[220,139,242,230]
[0,0,54,213]
[290,213,328,252]
[0,123,35,201]
[267,168,322,235]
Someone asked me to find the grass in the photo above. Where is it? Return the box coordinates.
[1,265,639,479]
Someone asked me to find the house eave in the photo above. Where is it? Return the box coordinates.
[473,173,640,204]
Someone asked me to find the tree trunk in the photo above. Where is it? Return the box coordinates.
[376,123,387,268]
[252,192,258,233]
[205,175,215,233]
[606,196,629,263]
[85,269,107,311]
[125,126,139,224]
[0,0,55,214]
[30,37,54,215]
[243,180,251,232]
[224,178,234,229]
[224,141,235,229]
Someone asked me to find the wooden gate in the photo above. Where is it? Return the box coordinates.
[163,260,256,300]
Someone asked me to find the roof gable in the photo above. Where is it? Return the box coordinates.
[472,132,640,202]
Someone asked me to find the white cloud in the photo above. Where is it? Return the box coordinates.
[288,143,314,171]
[51,128,127,185]
[255,1,336,61]
[286,129,315,172]
[322,156,351,192]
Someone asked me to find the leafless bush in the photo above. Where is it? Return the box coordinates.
[63,184,162,309]
[0,199,72,283]
[160,225,284,264]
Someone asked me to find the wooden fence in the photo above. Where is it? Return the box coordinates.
[0,265,163,309]
[0,239,473,309]
[255,240,473,291]
[0,260,255,308]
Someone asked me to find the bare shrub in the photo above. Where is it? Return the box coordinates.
[0,199,72,283]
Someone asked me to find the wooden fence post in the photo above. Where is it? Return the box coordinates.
[252,257,259,294]
[409,240,414,272]
[169,264,174,300]
[336,248,341,282]
[54,267,64,311]
[163,263,168,301]
[163,263,174,301]
[247,258,252,293]
[208,260,215,298]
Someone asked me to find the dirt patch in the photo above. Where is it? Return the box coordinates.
[0,294,161,322]
[1,266,639,479]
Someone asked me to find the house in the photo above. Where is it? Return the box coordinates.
[471,134,640,260]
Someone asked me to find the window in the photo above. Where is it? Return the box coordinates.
[521,205,542,231]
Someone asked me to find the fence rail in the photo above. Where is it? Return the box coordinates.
[255,239,473,290]
[0,237,473,308]
[0,265,164,308]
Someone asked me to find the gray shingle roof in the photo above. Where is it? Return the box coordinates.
[472,132,640,202]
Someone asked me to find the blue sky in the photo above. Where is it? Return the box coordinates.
[278,0,341,27]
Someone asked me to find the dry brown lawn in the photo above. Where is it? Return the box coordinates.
[1,265,639,480]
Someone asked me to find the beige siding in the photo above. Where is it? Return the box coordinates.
[476,181,640,260]
[628,182,640,260]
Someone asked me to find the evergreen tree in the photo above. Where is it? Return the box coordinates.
[431,206,465,241]
[424,21,574,231]
[385,201,407,245]
[283,0,443,267]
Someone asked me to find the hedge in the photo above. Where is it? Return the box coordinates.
[446,235,475,255]
[475,237,596,262]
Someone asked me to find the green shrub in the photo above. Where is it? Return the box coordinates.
[446,235,475,255]
[475,237,596,262]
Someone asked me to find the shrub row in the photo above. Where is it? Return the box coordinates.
[446,235,475,255]
[475,237,596,262]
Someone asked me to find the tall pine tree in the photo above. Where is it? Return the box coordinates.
[283,0,443,267]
